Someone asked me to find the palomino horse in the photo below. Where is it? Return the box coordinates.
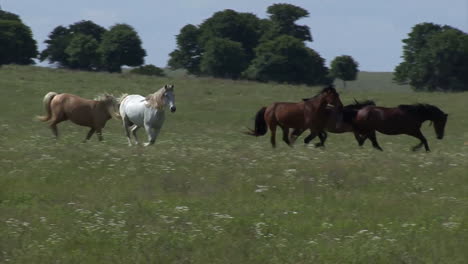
[351,104,448,151]
[37,92,119,141]
[246,85,343,147]
[119,84,176,146]
[290,99,376,147]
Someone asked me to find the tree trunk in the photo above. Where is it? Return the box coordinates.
[343,80,347,89]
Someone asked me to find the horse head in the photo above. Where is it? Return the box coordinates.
[321,85,343,111]
[163,84,176,113]
[433,111,448,139]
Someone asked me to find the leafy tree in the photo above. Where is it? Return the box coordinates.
[68,20,106,41]
[65,34,100,70]
[0,10,20,21]
[130,64,166,77]
[40,20,106,68]
[99,24,146,73]
[200,38,247,79]
[244,35,329,85]
[330,55,359,88]
[168,24,202,74]
[263,3,312,42]
[198,10,262,61]
[394,23,468,91]
[0,10,38,65]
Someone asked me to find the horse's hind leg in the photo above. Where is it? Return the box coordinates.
[49,113,65,138]
[281,127,292,147]
[410,130,429,152]
[122,117,133,146]
[368,131,383,151]
[269,125,277,148]
[130,125,140,145]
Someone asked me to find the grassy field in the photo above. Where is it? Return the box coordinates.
[0,65,467,263]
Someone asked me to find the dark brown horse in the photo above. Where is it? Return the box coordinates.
[351,104,448,151]
[37,92,119,141]
[246,85,343,147]
[290,99,376,147]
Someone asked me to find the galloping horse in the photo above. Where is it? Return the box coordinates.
[290,99,376,147]
[37,92,119,141]
[351,104,448,151]
[119,84,176,146]
[246,85,343,147]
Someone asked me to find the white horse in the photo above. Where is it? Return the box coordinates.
[119,85,176,146]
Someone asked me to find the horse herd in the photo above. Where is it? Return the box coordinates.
[246,85,448,152]
[37,84,448,152]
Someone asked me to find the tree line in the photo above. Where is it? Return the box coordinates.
[1,6,467,91]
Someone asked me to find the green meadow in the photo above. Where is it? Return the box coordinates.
[0,65,467,263]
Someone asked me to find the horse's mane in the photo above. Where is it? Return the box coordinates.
[94,94,120,119]
[302,84,337,101]
[345,99,375,110]
[94,94,117,104]
[398,103,444,117]
[145,87,166,109]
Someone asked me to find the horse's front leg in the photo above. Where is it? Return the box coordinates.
[368,130,383,151]
[144,125,160,147]
[304,131,317,145]
[315,131,327,148]
[83,128,96,142]
[96,128,103,141]
[410,130,429,152]
[290,128,304,145]
[353,131,366,146]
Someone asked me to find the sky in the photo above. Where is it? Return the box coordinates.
[2,0,467,71]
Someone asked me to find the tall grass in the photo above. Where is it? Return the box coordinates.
[0,65,467,263]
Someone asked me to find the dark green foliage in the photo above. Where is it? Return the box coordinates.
[263,3,312,42]
[244,36,329,85]
[0,10,21,21]
[394,23,468,91]
[168,4,321,83]
[40,20,107,68]
[330,55,359,88]
[0,11,38,65]
[65,34,100,70]
[198,10,263,61]
[200,38,247,79]
[168,24,202,74]
[130,64,166,76]
[68,20,106,41]
[99,24,146,73]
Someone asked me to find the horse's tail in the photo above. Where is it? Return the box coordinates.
[114,93,129,120]
[37,92,58,122]
[245,107,268,136]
